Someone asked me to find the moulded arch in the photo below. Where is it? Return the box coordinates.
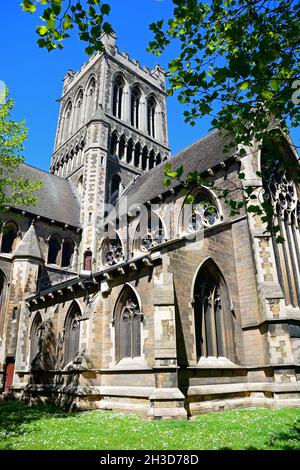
[29,311,42,363]
[64,300,82,365]
[113,282,143,321]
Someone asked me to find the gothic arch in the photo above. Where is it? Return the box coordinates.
[1,221,19,253]
[85,75,96,119]
[113,284,143,363]
[178,187,221,236]
[132,208,167,253]
[192,258,236,362]
[146,94,156,138]
[61,238,75,268]
[74,88,84,130]
[101,230,124,267]
[47,234,62,265]
[261,133,300,307]
[64,301,82,365]
[62,100,73,141]
[112,74,125,119]
[29,312,42,364]
[130,84,142,129]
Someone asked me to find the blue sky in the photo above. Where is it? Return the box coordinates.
[1,1,299,171]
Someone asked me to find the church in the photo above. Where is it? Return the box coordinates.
[0,34,299,418]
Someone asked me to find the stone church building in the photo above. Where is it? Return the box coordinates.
[0,34,300,418]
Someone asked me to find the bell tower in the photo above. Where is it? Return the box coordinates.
[50,33,170,271]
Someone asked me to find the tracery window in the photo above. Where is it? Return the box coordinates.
[64,302,81,365]
[262,155,300,307]
[130,86,141,128]
[181,189,220,234]
[112,75,124,119]
[114,286,142,362]
[103,233,124,266]
[63,101,73,140]
[74,89,84,129]
[194,260,235,362]
[134,210,165,252]
[86,77,96,118]
[147,96,156,138]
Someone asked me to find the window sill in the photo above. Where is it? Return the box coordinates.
[113,357,149,370]
[191,356,240,369]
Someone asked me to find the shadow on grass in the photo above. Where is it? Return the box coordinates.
[219,421,300,450]
[266,420,300,450]
[0,400,69,450]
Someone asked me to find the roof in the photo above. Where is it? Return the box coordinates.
[12,164,81,227]
[121,130,236,208]
[13,224,44,261]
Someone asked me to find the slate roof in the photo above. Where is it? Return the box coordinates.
[13,224,44,261]
[121,130,236,207]
[12,164,81,228]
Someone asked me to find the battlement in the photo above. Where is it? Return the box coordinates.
[62,33,165,96]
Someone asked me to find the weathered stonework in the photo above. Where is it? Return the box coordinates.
[0,34,300,417]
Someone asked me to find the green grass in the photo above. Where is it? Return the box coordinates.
[0,401,299,450]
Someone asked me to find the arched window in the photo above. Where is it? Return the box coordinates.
[112,75,124,119]
[134,142,141,168]
[147,96,156,138]
[156,153,162,165]
[141,146,148,171]
[30,312,42,364]
[262,137,300,307]
[134,209,165,252]
[193,260,235,362]
[110,174,122,204]
[130,86,141,128]
[102,232,124,266]
[110,132,118,155]
[47,235,62,265]
[63,101,73,140]
[61,239,75,268]
[113,286,142,362]
[148,150,155,170]
[126,139,133,164]
[86,77,96,118]
[1,222,18,253]
[118,134,126,160]
[64,302,81,365]
[180,189,220,234]
[74,89,84,129]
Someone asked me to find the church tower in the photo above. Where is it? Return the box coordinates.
[50,34,170,272]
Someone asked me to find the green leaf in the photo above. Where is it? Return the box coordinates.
[186,195,195,204]
[270,79,280,91]
[162,177,171,187]
[163,162,172,175]
[36,26,48,36]
[261,90,273,100]
[238,81,249,90]
[101,4,111,15]
[21,1,36,13]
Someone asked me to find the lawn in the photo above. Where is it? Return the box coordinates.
[0,401,299,450]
